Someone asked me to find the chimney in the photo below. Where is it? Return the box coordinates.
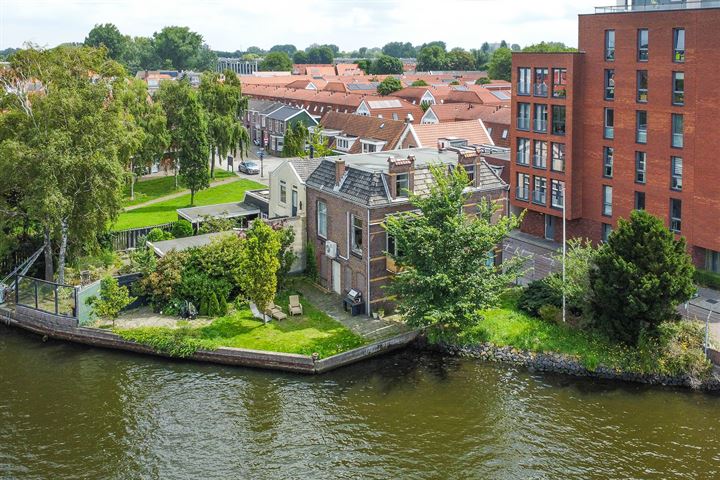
[335,159,346,185]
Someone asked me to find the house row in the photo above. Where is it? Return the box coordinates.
[244,99,318,155]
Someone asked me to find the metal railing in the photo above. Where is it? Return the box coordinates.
[595,0,720,13]
[15,275,78,318]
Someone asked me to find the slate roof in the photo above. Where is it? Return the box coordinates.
[267,105,310,122]
[248,98,283,114]
[289,156,325,182]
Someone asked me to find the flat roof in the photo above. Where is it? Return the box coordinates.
[176,202,261,223]
[148,232,233,257]
[323,147,462,173]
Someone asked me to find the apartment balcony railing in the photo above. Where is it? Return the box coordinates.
[534,83,548,97]
[672,133,684,148]
[517,118,530,130]
[596,0,720,13]
[637,129,648,143]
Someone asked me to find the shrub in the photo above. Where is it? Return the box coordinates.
[114,326,214,358]
[475,77,491,85]
[517,279,561,317]
[218,293,228,315]
[637,321,712,382]
[87,276,136,326]
[199,297,208,316]
[305,241,318,282]
[171,220,194,238]
[234,295,248,311]
[146,228,174,242]
[137,250,186,309]
[198,215,236,234]
[208,292,221,317]
[538,304,562,325]
[176,270,231,312]
[694,269,720,290]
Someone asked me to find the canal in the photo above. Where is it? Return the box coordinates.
[1,324,719,479]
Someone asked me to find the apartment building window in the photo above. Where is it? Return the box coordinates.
[532,176,547,205]
[534,104,548,133]
[636,111,648,144]
[605,30,615,61]
[604,70,615,100]
[516,173,530,201]
[637,28,649,61]
[502,129,509,139]
[603,147,614,178]
[280,181,287,203]
[551,179,565,208]
[637,70,648,103]
[552,105,566,135]
[673,28,685,63]
[635,191,646,211]
[351,215,363,255]
[464,164,476,184]
[317,200,327,238]
[670,199,682,233]
[635,152,647,184]
[602,185,613,216]
[395,173,409,198]
[604,108,614,139]
[551,143,565,172]
[534,68,549,97]
[552,68,567,98]
[672,72,685,105]
[706,250,720,273]
[533,140,547,169]
[602,223,613,242]
[517,138,530,165]
[671,156,683,191]
[518,67,531,95]
[671,114,684,148]
[517,103,530,130]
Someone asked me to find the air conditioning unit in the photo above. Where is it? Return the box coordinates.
[325,240,337,258]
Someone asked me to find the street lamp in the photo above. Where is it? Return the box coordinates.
[256,150,265,178]
[562,183,567,324]
[705,298,718,357]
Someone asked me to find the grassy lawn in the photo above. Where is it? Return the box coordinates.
[114,294,366,358]
[123,170,235,207]
[113,178,265,230]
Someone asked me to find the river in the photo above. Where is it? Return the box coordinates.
[1,324,719,479]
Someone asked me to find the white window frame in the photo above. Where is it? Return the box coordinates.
[317,200,327,238]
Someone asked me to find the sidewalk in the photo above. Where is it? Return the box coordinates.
[682,286,720,343]
[124,175,241,211]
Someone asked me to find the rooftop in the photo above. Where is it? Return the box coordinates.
[595,0,720,13]
[176,202,261,224]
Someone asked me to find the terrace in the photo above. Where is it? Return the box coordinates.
[595,0,720,13]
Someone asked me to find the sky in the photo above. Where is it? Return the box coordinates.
[0,0,603,52]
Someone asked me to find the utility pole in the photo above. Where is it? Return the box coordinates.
[562,183,567,324]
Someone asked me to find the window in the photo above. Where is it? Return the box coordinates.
[602,223,613,242]
[637,28,649,61]
[604,108,614,139]
[603,146,614,178]
[635,191,645,211]
[637,70,648,102]
[534,104,547,133]
[517,103,530,130]
[672,72,685,105]
[673,28,685,62]
[552,68,567,98]
[533,140,547,169]
[635,152,647,184]
[671,156,683,191]
[362,142,378,153]
[517,138,530,165]
[604,69,615,100]
[551,179,565,208]
[317,200,327,238]
[518,67,531,95]
[706,249,720,274]
[672,114,684,148]
[670,199,682,233]
[487,127,493,136]
[280,181,287,203]
[551,143,565,172]
[636,110,648,144]
[605,30,615,61]
[395,173,409,197]
[464,164,476,184]
[351,215,363,255]
[516,173,529,201]
[534,68,548,96]
[336,138,349,150]
[552,105,566,135]
[386,232,402,258]
[602,185,613,216]
[501,129,509,140]
[532,176,547,205]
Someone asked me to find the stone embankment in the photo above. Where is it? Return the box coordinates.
[427,341,720,391]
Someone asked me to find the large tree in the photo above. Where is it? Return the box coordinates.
[384,166,522,333]
[377,76,403,96]
[381,41,416,58]
[176,87,210,205]
[371,54,403,75]
[269,44,297,56]
[241,219,281,322]
[84,23,128,61]
[487,47,512,81]
[259,52,293,72]
[447,48,476,71]
[152,26,213,71]
[417,45,447,71]
[523,42,577,53]
[588,210,696,345]
[305,46,334,64]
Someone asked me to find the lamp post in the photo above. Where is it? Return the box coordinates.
[257,150,265,178]
[705,298,718,357]
[562,183,567,324]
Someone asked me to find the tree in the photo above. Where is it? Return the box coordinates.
[84,23,127,61]
[382,41,416,58]
[281,122,309,157]
[245,46,265,55]
[88,276,136,327]
[306,46,334,64]
[307,126,333,158]
[447,48,475,71]
[269,44,297,56]
[411,79,428,87]
[417,45,447,71]
[500,40,508,49]
[471,48,490,70]
[152,26,212,71]
[371,54,403,75]
[523,42,577,53]
[124,36,160,73]
[511,44,522,51]
[274,224,296,291]
[545,239,597,314]
[377,76,403,96]
[293,51,309,64]
[176,87,210,205]
[241,219,281,322]
[259,51,293,71]
[588,210,696,345]
[384,166,522,333]
[418,41,446,52]
[475,77,491,85]
[357,59,371,74]
[487,47,512,81]
[305,241,318,282]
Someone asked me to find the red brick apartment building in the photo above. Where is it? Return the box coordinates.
[510,0,720,273]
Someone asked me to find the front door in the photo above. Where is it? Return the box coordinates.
[544,215,554,241]
[332,260,342,294]
[291,189,298,217]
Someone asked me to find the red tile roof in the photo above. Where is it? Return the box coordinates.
[412,120,493,148]
[319,111,411,154]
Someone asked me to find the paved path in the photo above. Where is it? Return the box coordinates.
[682,286,720,345]
[124,176,242,211]
[294,281,411,342]
[105,306,212,329]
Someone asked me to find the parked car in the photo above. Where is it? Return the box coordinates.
[238,160,260,175]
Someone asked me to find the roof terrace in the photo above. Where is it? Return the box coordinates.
[596,0,720,13]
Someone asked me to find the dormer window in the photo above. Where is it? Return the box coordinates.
[395,173,409,198]
[361,139,386,153]
[464,164,476,184]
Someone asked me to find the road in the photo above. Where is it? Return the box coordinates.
[231,149,286,186]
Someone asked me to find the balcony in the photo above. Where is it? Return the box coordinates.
[517,118,530,130]
[595,0,720,13]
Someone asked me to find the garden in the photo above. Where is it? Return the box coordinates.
[122,169,236,208]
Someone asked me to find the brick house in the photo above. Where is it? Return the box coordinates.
[245,99,317,154]
[305,147,508,315]
[319,111,419,154]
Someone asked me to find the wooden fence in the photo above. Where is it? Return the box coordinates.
[110,223,174,251]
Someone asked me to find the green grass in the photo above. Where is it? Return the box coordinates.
[114,294,365,358]
[113,178,265,230]
[123,170,235,207]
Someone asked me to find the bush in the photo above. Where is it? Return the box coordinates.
[234,295,248,311]
[146,228,174,242]
[637,321,712,382]
[694,269,720,290]
[305,242,318,282]
[171,220,194,238]
[208,292,221,317]
[517,279,561,317]
[538,304,562,325]
[475,77,491,85]
[114,326,214,358]
[218,293,228,315]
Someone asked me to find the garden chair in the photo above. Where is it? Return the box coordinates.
[265,301,287,321]
[289,295,303,316]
